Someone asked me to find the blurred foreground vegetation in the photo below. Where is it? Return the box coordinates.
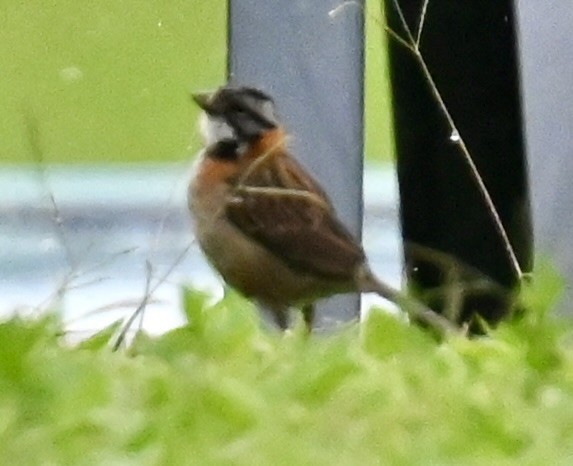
[1,266,573,464]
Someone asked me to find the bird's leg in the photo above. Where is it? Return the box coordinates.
[259,304,290,331]
[301,304,315,334]
[273,308,289,331]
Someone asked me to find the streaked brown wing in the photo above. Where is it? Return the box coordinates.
[226,153,365,280]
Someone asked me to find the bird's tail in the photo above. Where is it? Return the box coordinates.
[356,265,459,338]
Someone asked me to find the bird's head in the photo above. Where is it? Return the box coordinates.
[192,86,279,146]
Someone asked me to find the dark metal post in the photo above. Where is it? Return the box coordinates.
[228,1,365,327]
[384,0,533,329]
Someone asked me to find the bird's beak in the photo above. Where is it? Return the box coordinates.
[191,91,214,111]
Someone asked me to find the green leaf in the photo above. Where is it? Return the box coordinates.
[76,319,123,351]
[362,307,434,359]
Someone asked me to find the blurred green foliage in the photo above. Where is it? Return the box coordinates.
[0,0,227,164]
[365,0,394,162]
[2,266,573,464]
[0,0,392,164]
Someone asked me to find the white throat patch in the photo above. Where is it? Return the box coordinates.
[199,112,236,146]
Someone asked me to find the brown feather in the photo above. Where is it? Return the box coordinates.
[226,142,365,280]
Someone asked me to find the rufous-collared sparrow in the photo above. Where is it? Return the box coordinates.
[188,85,455,335]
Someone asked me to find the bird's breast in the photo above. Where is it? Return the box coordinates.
[188,150,356,308]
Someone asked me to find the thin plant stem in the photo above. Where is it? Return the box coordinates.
[387,0,523,280]
[112,242,193,351]
[112,261,154,351]
[415,0,430,47]
[25,113,75,272]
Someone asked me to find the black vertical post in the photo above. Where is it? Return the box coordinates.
[228,1,365,328]
[384,0,533,328]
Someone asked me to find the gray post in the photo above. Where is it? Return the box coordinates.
[515,2,573,306]
[228,0,365,327]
